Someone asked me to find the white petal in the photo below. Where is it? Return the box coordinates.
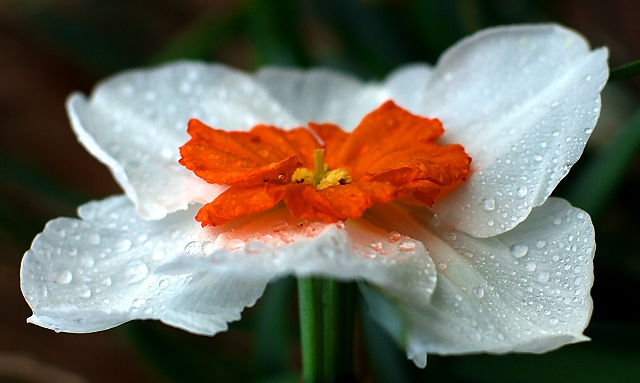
[383,63,434,112]
[255,67,388,130]
[67,62,299,220]
[162,208,437,305]
[21,195,269,335]
[420,24,608,237]
[363,198,594,365]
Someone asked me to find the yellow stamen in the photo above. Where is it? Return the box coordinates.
[292,168,316,185]
[317,169,352,190]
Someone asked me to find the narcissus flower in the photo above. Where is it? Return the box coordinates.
[21,24,608,367]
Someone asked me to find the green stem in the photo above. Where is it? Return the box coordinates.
[298,277,356,383]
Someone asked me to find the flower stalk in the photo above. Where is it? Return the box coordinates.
[298,277,356,382]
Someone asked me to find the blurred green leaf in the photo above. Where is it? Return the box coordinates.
[564,110,640,220]
[358,287,413,383]
[245,0,310,67]
[253,277,297,377]
[609,59,640,81]
[150,8,246,65]
[0,156,87,247]
[119,321,255,383]
[309,0,417,78]
[446,321,640,383]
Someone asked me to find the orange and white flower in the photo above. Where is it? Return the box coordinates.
[21,24,607,367]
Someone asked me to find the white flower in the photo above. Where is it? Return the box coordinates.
[21,24,608,367]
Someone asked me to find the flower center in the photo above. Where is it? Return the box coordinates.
[179,100,472,226]
[291,149,353,191]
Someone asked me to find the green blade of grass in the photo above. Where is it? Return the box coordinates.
[609,59,640,81]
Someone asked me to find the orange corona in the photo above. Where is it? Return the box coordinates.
[179,100,471,226]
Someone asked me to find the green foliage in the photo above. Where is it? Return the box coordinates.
[5,0,640,382]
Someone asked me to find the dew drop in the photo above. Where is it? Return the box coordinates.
[509,243,529,258]
[516,186,528,198]
[525,262,537,272]
[537,272,550,283]
[585,74,592,81]
[132,298,146,309]
[101,277,112,287]
[272,220,288,232]
[472,286,485,298]
[76,285,92,299]
[184,241,202,256]
[481,198,496,211]
[124,260,149,284]
[448,232,457,241]
[114,239,132,252]
[88,233,101,245]
[553,217,562,225]
[369,241,383,251]
[79,256,95,268]
[201,241,216,255]
[226,239,245,251]
[487,219,495,227]
[387,231,401,243]
[398,240,416,252]
[54,270,73,285]
[535,240,547,249]
[244,241,265,254]
[159,278,169,289]
[436,261,448,271]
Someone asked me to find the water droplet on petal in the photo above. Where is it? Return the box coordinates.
[54,270,72,284]
[79,256,95,268]
[487,219,495,227]
[516,186,528,198]
[124,260,149,284]
[114,239,132,252]
[398,240,416,252]
[184,241,202,256]
[76,285,92,299]
[101,277,112,286]
[481,198,496,211]
[536,240,547,249]
[387,231,401,243]
[159,278,169,289]
[226,239,244,251]
[553,217,562,225]
[132,298,146,309]
[448,233,457,241]
[526,262,537,272]
[369,241,383,251]
[472,286,485,298]
[244,241,265,254]
[201,241,215,255]
[510,243,529,258]
[436,261,448,271]
[88,233,101,245]
[537,272,550,283]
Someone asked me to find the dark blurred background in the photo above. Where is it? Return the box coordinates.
[2,1,640,382]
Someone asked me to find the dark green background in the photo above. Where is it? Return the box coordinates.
[1,1,639,382]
